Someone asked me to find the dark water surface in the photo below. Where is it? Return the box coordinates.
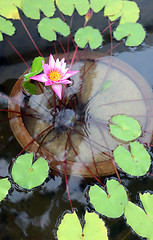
[0,1,153,239]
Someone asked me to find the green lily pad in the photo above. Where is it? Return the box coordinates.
[90,0,108,13]
[113,22,146,46]
[99,80,112,94]
[0,178,11,202]
[109,115,142,142]
[22,82,36,95]
[74,26,102,49]
[104,0,123,17]
[0,16,16,41]
[22,0,55,19]
[12,153,49,190]
[114,142,151,176]
[31,56,44,73]
[0,0,22,19]
[55,0,90,16]
[89,179,128,218]
[109,1,140,24]
[57,211,108,239]
[38,17,70,42]
[125,193,153,239]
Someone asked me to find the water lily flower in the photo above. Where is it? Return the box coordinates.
[30,54,79,100]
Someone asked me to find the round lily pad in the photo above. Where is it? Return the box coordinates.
[11,153,49,189]
[0,178,11,202]
[22,0,55,19]
[0,16,15,41]
[125,194,153,240]
[0,0,22,19]
[114,142,151,176]
[109,114,142,142]
[55,0,90,16]
[57,211,108,240]
[90,0,108,13]
[109,1,140,24]
[38,17,70,42]
[113,22,146,46]
[89,179,128,218]
[104,0,123,17]
[74,26,102,49]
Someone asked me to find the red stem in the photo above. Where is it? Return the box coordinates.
[20,17,43,58]
[4,36,30,69]
[15,125,53,159]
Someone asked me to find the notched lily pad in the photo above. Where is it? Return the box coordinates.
[114,142,151,176]
[0,178,11,202]
[38,17,70,41]
[22,0,55,19]
[74,26,102,49]
[109,1,140,24]
[109,114,142,142]
[56,0,90,16]
[0,0,22,19]
[57,211,108,239]
[104,0,123,17]
[90,0,108,13]
[0,16,16,41]
[12,153,49,190]
[89,179,128,218]
[113,22,146,46]
[125,192,153,239]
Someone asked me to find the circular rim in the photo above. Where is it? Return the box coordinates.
[8,51,153,177]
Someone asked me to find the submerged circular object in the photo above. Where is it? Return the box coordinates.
[8,51,153,177]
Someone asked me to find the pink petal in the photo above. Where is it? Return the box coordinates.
[42,63,50,75]
[49,54,55,68]
[55,58,61,70]
[62,71,79,80]
[29,74,47,82]
[51,84,63,100]
[45,80,52,86]
[58,79,72,84]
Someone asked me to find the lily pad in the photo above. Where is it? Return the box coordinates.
[11,153,49,190]
[0,0,22,19]
[0,16,16,41]
[90,0,108,13]
[24,56,44,82]
[57,211,108,239]
[109,1,140,24]
[99,80,112,94]
[74,26,102,49]
[125,193,153,240]
[104,0,123,17]
[0,178,11,202]
[22,0,55,19]
[55,0,90,16]
[22,82,36,95]
[109,115,142,142]
[114,142,151,176]
[89,179,128,218]
[38,17,70,41]
[113,22,146,46]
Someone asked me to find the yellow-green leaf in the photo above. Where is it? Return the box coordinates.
[0,16,16,41]
[38,17,70,41]
[0,0,22,19]
[22,0,55,20]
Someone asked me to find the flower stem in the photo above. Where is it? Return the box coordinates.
[53,91,56,113]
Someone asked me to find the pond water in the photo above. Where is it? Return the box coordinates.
[0,1,153,239]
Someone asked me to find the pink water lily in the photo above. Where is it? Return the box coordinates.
[30,54,79,100]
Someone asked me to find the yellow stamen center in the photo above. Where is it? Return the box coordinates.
[48,70,62,82]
